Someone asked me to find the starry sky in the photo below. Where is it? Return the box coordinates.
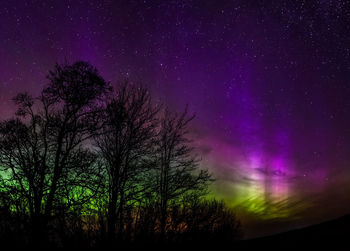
[1,0,350,238]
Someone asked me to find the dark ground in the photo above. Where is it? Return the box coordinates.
[0,214,349,249]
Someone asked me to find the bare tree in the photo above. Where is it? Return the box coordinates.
[0,62,242,247]
[154,107,212,241]
[0,61,110,246]
[94,82,160,244]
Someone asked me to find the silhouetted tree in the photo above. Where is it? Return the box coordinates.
[154,107,212,241]
[0,62,243,248]
[0,61,110,246]
[94,83,160,245]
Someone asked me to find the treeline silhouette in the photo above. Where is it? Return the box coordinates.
[0,61,241,248]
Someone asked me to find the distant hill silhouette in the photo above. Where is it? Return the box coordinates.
[238,214,350,250]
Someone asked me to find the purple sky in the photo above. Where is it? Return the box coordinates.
[1,0,350,238]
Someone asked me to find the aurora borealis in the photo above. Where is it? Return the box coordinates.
[1,0,350,238]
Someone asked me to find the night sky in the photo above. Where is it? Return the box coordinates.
[1,0,350,238]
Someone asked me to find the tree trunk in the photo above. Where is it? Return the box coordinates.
[160,200,167,242]
[31,213,46,247]
[108,193,117,245]
[117,191,125,240]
